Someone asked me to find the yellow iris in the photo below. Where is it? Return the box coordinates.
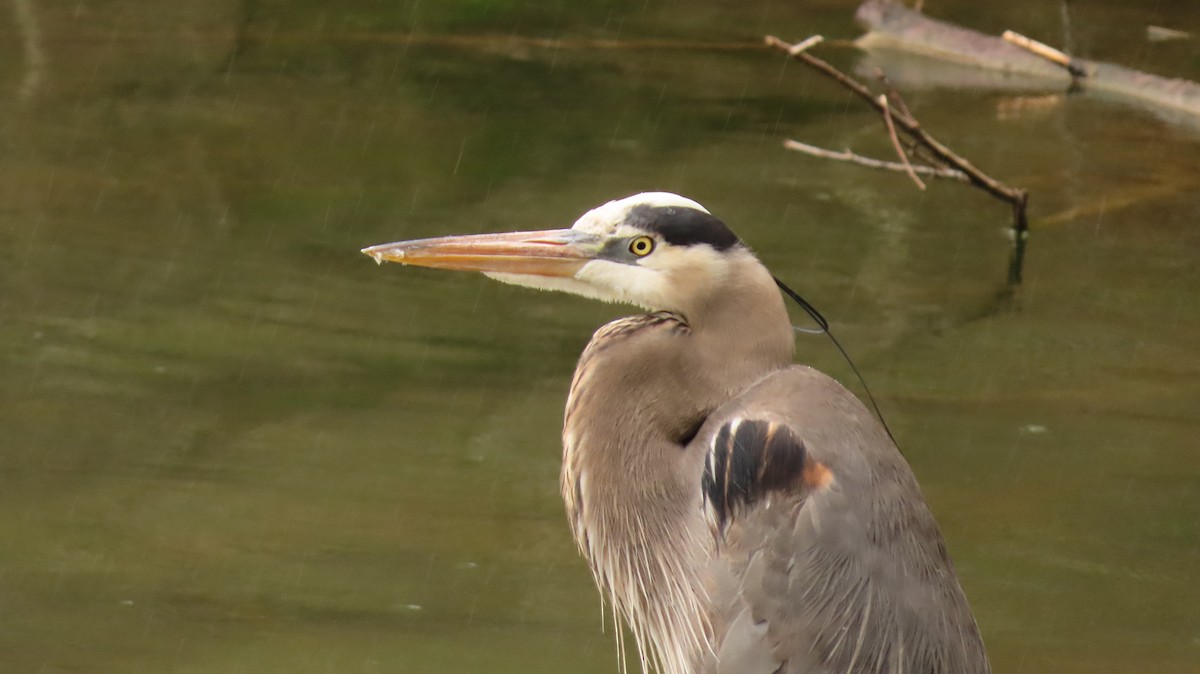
[629,236,655,257]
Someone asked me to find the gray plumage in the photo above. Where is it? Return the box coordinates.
[363,192,990,674]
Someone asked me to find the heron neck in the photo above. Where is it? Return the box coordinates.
[568,258,794,474]
[559,258,793,674]
[684,257,797,397]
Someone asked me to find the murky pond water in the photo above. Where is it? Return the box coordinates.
[2,1,1198,672]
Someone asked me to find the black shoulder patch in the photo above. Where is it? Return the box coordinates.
[626,204,740,251]
[701,419,815,531]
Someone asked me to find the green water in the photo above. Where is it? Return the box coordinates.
[1,1,1198,672]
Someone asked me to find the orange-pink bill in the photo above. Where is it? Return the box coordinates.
[362,229,601,277]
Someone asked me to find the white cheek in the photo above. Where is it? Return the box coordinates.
[483,271,607,301]
[575,259,672,310]
[641,246,728,300]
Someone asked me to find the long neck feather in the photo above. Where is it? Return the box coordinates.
[560,257,793,674]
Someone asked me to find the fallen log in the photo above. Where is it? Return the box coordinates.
[854,0,1200,121]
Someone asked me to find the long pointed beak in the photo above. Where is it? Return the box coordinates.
[361,229,601,277]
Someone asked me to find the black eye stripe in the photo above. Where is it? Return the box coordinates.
[624,204,740,251]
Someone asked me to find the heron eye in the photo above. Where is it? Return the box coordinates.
[629,236,655,257]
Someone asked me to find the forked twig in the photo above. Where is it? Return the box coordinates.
[764,34,1031,284]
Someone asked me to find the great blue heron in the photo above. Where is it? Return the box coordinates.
[363,193,990,674]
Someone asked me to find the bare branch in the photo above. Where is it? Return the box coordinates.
[783,140,969,182]
[764,34,1027,208]
[879,94,926,190]
[765,32,1031,283]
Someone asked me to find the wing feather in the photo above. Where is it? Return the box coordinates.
[696,366,990,674]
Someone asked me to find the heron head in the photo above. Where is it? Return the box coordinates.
[362,192,758,315]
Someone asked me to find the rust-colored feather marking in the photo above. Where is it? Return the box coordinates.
[702,418,831,533]
[803,460,834,489]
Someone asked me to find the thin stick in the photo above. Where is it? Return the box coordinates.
[784,140,969,181]
[1001,30,1086,78]
[879,94,926,190]
[1001,30,1071,66]
[779,34,824,55]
